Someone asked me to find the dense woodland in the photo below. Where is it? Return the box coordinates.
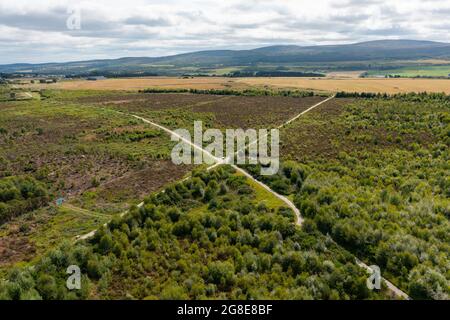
[0,167,388,300]
[225,71,325,77]
[244,95,450,299]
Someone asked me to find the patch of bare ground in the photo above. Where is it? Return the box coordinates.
[0,233,36,266]
[77,160,192,212]
[77,93,227,112]
[4,151,134,196]
[27,77,250,91]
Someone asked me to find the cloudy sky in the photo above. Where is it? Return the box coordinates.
[1,0,449,64]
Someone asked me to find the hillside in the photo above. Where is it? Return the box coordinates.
[1,40,450,76]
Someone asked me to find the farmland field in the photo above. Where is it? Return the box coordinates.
[365,65,450,78]
[27,77,250,91]
[25,77,450,94]
[239,77,450,94]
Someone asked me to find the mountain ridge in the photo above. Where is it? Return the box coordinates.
[2,39,450,76]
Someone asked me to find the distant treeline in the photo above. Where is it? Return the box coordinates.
[71,71,159,78]
[140,88,323,97]
[226,71,325,78]
[0,73,17,79]
[361,73,450,79]
[336,91,450,101]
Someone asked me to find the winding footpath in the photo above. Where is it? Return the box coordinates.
[76,95,410,299]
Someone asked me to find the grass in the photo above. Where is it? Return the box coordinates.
[29,205,111,253]
[26,77,251,91]
[0,204,112,269]
[237,172,285,210]
[366,65,450,78]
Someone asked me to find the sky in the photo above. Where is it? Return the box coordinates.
[1,0,450,64]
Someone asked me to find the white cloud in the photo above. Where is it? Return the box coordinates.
[0,0,449,63]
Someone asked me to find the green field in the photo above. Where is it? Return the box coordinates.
[366,65,450,78]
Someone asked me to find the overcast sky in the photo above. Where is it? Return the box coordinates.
[1,0,449,64]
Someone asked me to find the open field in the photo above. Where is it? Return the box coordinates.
[0,95,188,212]
[0,90,195,268]
[25,76,450,94]
[239,77,450,94]
[190,95,323,128]
[366,65,450,78]
[28,77,250,91]
[74,92,324,129]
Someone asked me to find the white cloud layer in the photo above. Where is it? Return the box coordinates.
[1,0,449,63]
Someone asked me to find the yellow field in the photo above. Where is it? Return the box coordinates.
[26,76,450,94]
[29,77,249,91]
[238,77,450,94]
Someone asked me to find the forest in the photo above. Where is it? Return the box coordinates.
[244,94,450,299]
[0,166,388,300]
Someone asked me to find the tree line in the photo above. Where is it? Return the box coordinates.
[140,88,319,98]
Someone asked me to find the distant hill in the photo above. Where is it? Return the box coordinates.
[1,40,450,76]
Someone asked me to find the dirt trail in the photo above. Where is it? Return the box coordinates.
[279,95,336,128]
[75,95,410,300]
[231,165,303,225]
